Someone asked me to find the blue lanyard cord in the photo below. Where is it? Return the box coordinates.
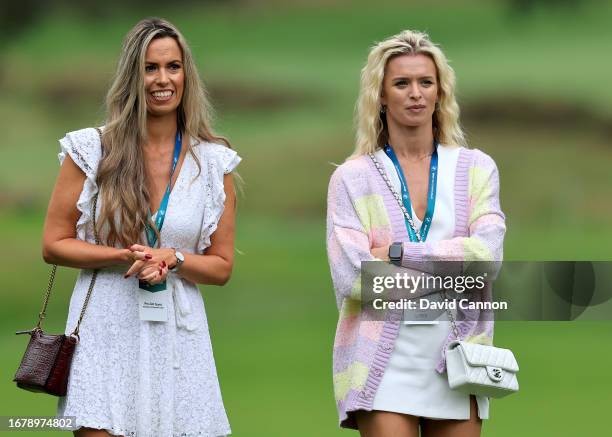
[383,142,438,243]
[145,130,182,248]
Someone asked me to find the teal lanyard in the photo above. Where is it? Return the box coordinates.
[383,142,438,242]
[145,130,182,247]
[140,131,181,293]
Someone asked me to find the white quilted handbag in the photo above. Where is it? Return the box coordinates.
[445,340,519,398]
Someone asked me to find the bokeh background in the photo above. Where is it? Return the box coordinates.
[1,0,611,435]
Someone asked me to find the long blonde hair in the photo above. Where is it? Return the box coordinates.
[97,17,232,248]
[351,30,466,158]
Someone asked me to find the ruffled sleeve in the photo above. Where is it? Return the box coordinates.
[196,143,241,253]
[57,127,102,241]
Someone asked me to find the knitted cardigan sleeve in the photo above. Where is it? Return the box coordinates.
[326,165,376,305]
[327,162,445,306]
[401,149,506,270]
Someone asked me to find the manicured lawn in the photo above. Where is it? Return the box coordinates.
[2,1,611,435]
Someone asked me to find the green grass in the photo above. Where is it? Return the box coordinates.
[6,1,612,109]
[2,215,611,436]
[3,1,612,219]
[1,0,611,435]
[5,321,612,437]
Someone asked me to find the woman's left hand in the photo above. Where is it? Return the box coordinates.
[124,244,177,280]
[370,245,390,261]
[137,261,169,285]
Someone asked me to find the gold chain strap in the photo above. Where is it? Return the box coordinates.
[36,127,103,341]
[35,264,57,330]
[71,192,100,340]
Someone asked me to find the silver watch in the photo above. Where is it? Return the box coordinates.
[170,249,185,272]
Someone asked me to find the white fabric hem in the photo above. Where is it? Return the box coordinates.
[371,398,489,421]
[58,421,232,437]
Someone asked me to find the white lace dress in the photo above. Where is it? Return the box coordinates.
[55,127,240,437]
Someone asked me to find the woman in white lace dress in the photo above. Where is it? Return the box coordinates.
[42,18,239,437]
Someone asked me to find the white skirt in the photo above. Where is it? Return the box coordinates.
[372,320,489,420]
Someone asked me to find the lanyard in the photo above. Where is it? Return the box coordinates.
[145,130,182,248]
[383,142,438,242]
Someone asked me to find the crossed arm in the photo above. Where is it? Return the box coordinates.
[42,154,236,286]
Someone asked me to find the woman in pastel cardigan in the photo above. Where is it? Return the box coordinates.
[326,30,505,436]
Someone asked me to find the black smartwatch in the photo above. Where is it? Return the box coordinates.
[388,242,403,266]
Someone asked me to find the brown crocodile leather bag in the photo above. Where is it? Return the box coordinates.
[14,128,102,397]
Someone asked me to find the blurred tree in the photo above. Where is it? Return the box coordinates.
[0,0,235,48]
[1,0,50,47]
[0,0,236,86]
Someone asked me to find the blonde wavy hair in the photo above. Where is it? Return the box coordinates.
[97,17,232,248]
[351,30,466,158]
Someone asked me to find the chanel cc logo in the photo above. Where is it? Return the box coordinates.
[487,366,504,382]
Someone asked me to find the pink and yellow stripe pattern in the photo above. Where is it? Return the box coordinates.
[326,147,505,429]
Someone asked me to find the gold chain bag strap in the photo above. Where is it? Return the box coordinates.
[13,128,103,397]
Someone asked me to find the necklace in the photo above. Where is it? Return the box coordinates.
[401,153,433,163]
[386,144,435,163]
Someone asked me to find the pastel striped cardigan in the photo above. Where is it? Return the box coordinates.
[326,147,506,429]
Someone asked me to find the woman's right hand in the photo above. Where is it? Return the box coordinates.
[120,248,153,265]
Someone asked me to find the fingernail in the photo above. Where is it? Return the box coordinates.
[145,254,152,260]
[161,261,166,267]
[124,274,130,279]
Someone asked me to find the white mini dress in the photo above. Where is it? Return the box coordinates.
[371,146,489,420]
[55,128,239,436]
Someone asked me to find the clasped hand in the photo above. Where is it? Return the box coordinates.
[124,244,176,285]
[370,245,390,261]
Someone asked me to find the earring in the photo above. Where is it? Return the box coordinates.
[380,105,387,115]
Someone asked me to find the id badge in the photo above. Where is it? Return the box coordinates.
[403,292,443,325]
[138,281,168,322]
[403,308,440,325]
